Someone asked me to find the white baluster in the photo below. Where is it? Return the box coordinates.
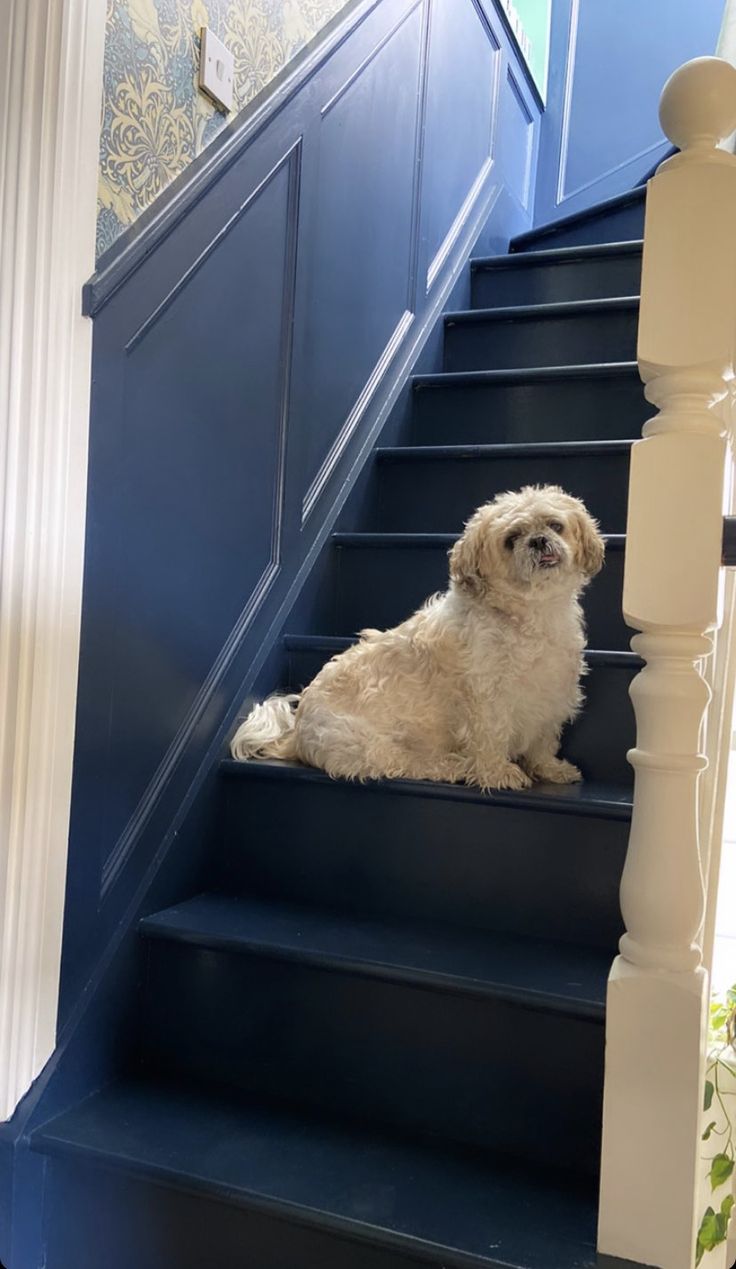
[598,58,736,1269]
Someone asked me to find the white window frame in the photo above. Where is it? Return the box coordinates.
[0,0,105,1120]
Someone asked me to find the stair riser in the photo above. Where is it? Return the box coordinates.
[220,775,628,948]
[471,255,642,307]
[565,662,636,785]
[333,543,628,649]
[284,648,635,784]
[514,202,646,253]
[444,309,638,373]
[44,1161,442,1269]
[142,939,605,1169]
[375,449,629,534]
[411,374,647,445]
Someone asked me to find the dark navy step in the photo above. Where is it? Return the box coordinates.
[443,299,639,373]
[566,650,637,785]
[139,897,609,1163]
[141,893,612,1017]
[471,242,642,307]
[33,1078,615,1269]
[411,363,647,445]
[331,532,629,650]
[374,440,631,534]
[40,1160,473,1269]
[219,760,630,950]
[282,638,637,786]
[511,187,646,253]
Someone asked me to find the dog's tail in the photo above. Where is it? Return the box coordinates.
[230,694,300,761]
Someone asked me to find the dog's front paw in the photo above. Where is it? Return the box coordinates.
[528,757,582,785]
[470,761,533,792]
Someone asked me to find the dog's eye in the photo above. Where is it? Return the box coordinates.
[505,532,520,550]
[548,520,564,534]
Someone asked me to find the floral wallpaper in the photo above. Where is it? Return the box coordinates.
[97,0,351,257]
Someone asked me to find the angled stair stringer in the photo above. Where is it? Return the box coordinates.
[29,186,653,1267]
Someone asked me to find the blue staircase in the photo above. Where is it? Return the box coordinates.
[32,190,649,1268]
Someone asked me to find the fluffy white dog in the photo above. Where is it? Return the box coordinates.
[230,485,604,790]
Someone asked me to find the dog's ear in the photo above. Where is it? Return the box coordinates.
[449,508,493,595]
[571,506,605,578]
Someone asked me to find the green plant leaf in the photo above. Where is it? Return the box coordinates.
[697,1207,721,1255]
[726,985,736,1008]
[705,1079,715,1111]
[702,1120,718,1141]
[710,1153,735,1191]
[696,1202,733,1263]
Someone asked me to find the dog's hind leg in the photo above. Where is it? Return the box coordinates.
[293,705,392,781]
[294,704,462,784]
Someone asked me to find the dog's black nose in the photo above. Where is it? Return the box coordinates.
[529,536,547,551]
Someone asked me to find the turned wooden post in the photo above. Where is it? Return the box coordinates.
[598,57,736,1269]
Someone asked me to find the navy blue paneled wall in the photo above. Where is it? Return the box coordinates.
[63,0,540,1015]
[534,0,723,226]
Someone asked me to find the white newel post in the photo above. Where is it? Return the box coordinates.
[597,59,736,1269]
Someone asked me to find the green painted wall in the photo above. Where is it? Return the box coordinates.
[499,0,551,96]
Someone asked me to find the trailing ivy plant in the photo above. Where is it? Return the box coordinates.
[696,985,736,1265]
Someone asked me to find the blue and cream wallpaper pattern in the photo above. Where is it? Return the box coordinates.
[97,0,351,256]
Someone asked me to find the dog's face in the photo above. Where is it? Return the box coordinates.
[449,485,604,600]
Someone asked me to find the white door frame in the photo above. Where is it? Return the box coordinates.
[0,0,105,1121]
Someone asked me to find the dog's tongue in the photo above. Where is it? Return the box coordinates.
[541,551,557,564]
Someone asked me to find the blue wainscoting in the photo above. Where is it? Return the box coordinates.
[56,0,539,1024]
[295,2,424,522]
[2,0,540,1249]
[533,0,724,227]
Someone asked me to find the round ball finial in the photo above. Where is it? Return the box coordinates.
[659,56,736,151]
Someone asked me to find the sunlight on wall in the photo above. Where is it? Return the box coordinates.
[97,0,351,258]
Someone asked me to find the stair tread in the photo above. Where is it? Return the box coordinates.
[220,758,632,819]
[285,634,639,669]
[472,241,643,270]
[510,186,646,252]
[445,296,639,324]
[376,439,632,461]
[333,531,626,550]
[413,361,640,389]
[33,1078,604,1268]
[140,892,612,1017]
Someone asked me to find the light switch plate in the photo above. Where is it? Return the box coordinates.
[199,27,234,112]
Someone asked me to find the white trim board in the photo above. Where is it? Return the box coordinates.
[0,0,105,1121]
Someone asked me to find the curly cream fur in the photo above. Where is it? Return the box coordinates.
[230,486,605,790]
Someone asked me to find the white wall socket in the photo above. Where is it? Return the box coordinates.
[199,27,234,112]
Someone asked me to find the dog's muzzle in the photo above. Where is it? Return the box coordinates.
[529,535,561,569]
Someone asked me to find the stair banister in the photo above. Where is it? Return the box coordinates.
[597,57,736,1269]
